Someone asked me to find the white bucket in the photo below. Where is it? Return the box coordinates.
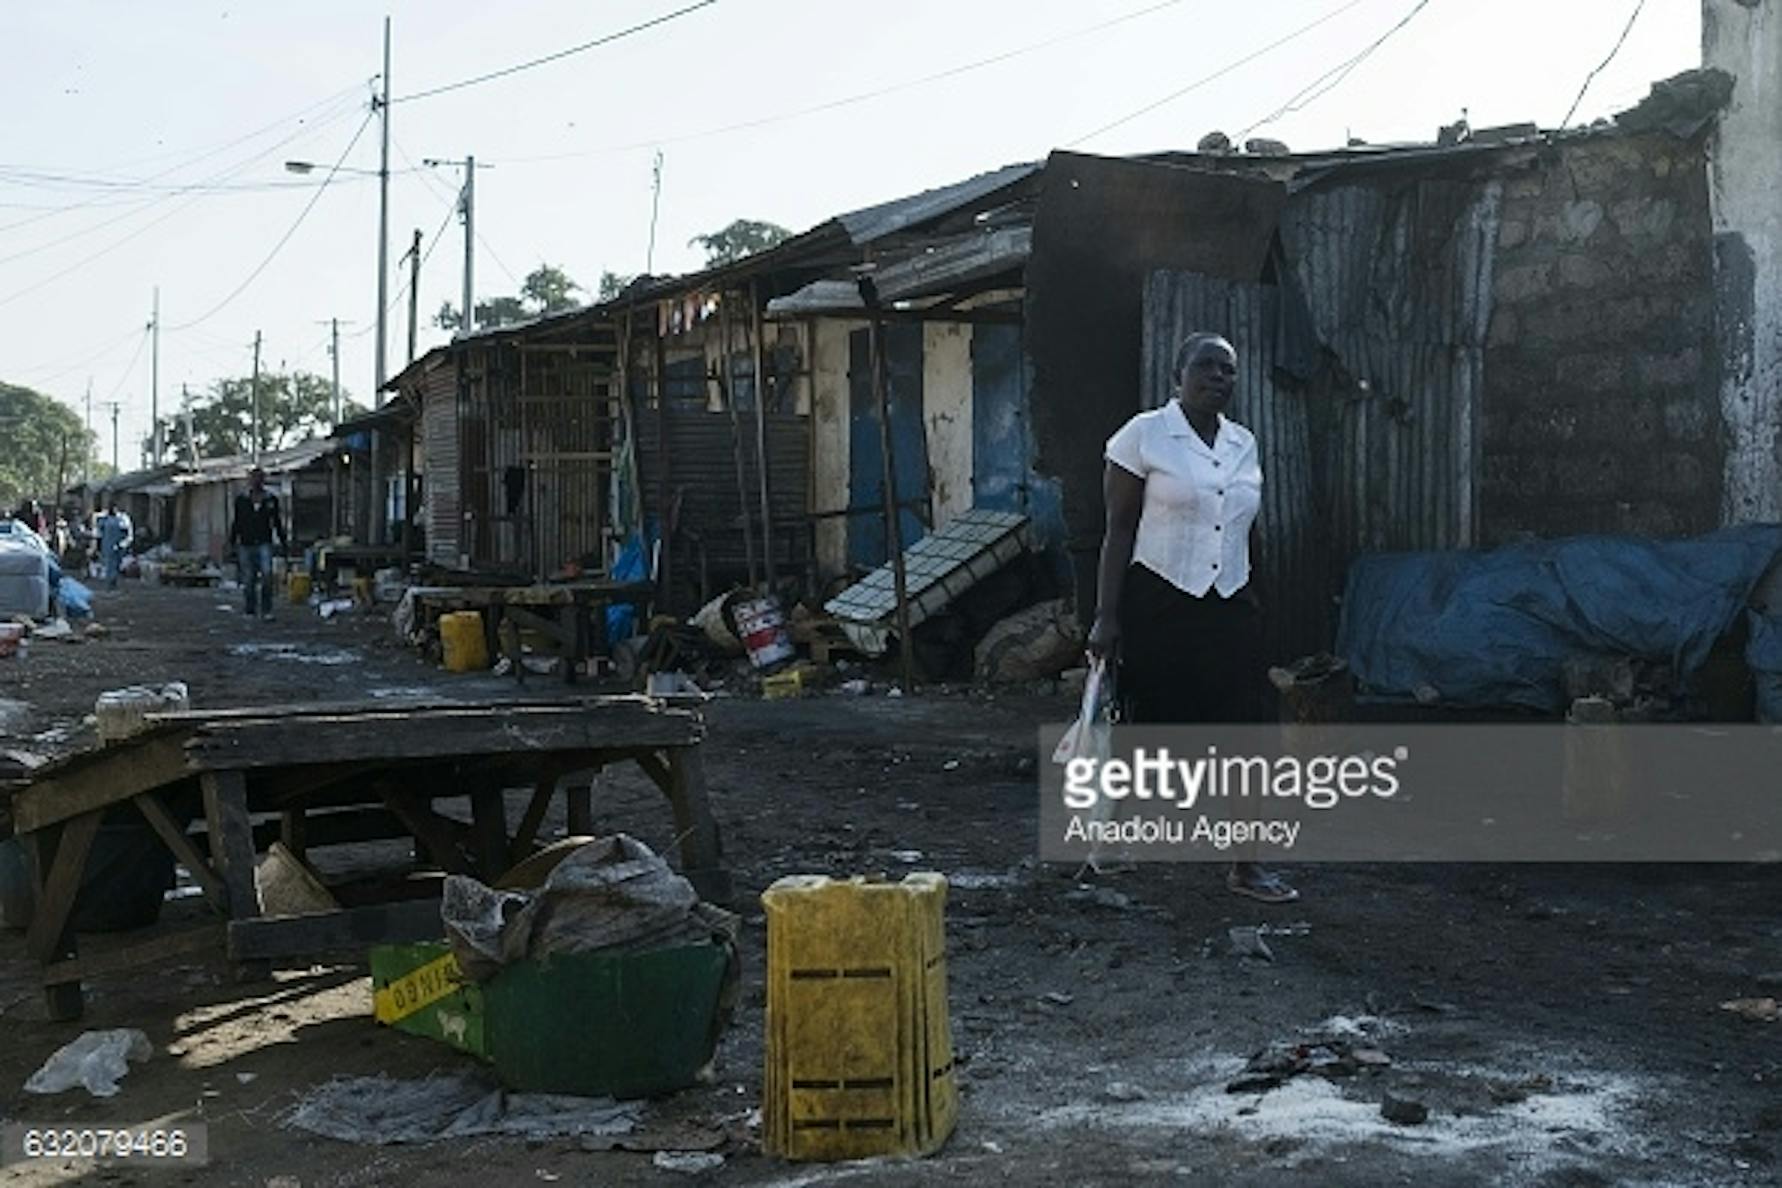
[95,682,190,745]
[734,596,794,670]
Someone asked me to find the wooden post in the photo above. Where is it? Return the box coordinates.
[201,769,269,981]
[720,290,759,588]
[26,812,103,1020]
[749,280,777,588]
[651,313,674,614]
[640,748,730,905]
[860,277,917,694]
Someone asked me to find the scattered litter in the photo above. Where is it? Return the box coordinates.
[317,597,355,619]
[1040,991,1075,1008]
[652,1151,725,1175]
[1104,1082,1148,1103]
[25,1029,153,1097]
[237,1072,259,1085]
[947,870,1016,891]
[1228,926,1274,962]
[521,656,562,676]
[982,1140,1004,1155]
[83,621,109,639]
[1224,1028,1398,1095]
[367,686,444,700]
[647,670,704,698]
[1067,885,1135,912]
[256,842,339,915]
[1380,1093,1429,1125]
[888,850,924,864]
[35,617,73,640]
[941,758,960,771]
[214,604,235,613]
[284,1072,641,1143]
[228,642,359,666]
[1721,997,1781,1022]
[492,657,513,677]
[886,686,903,699]
[838,679,870,696]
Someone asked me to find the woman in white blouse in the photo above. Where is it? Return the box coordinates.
[1085,331,1298,904]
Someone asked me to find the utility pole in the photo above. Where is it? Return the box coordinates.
[647,150,664,274]
[374,15,392,405]
[181,384,197,467]
[83,379,92,487]
[406,228,422,364]
[424,155,479,335]
[149,286,160,466]
[251,330,262,465]
[461,156,475,335]
[101,401,121,474]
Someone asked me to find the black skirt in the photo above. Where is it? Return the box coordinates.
[1117,562,1266,725]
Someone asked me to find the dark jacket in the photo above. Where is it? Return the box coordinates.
[230,491,286,548]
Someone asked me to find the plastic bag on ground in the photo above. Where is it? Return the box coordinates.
[441,834,737,982]
[976,599,1082,684]
[25,1029,153,1097]
[285,1071,640,1144]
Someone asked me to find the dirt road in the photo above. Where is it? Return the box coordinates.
[1,583,1778,1185]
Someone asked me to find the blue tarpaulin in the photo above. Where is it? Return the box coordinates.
[1335,527,1782,712]
[604,527,654,644]
[1748,610,1782,724]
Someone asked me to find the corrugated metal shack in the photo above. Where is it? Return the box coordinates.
[171,440,339,562]
[1120,100,1731,662]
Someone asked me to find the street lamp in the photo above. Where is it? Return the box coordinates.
[284,160,382,178]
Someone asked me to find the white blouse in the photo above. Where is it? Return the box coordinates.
[1104,401,1262,598]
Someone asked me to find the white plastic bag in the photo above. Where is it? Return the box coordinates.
[24,1029,153,1097]
[1052,657,1115,765]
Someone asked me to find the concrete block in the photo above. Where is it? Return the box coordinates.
[1494,262,1553,304]
[1635,349,1703,388]
[1556,352,1626,392]
[1662,397,1713,441]
[1556,254,1616,289]
[1610,197,1677,241]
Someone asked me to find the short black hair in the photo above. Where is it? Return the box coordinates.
[1172,331,1230,385]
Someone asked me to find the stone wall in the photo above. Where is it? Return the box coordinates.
[1480,132,1721,542]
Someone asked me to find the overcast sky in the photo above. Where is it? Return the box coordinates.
[3,0,1698,469]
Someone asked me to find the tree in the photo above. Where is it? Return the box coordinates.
[0,381,94,507]
[690,219,792,267]
[184,371,365,459]
[598,271,638,302]
[434,263,582,332]
[521,264,581,313]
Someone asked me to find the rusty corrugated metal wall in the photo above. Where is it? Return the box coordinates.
[636,409,810,610]
[422,360,461,567]
[1141,176,1502,662]
[1143,275,1325,663]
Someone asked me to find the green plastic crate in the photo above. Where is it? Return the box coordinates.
[371,940,733,1098]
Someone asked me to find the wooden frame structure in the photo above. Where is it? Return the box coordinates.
[8,697,726,1020]
[408,580,655,683]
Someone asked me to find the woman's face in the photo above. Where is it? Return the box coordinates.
[1178,338,1238,417]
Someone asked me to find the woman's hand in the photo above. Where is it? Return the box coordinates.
[1086,614,1120,659]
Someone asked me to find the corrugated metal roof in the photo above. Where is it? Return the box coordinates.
[835,163,1039,245]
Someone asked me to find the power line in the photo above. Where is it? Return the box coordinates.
[493,0,1195,165]
[164,109,377,333]
[1560,0,1648,129]
[11,325,151,387]
[99,329,151,408]
[477,230,522,289]
[1067,0,1371,146]
[1237,0,1436,140]
[344,194,459,339]
[393,1,717,104]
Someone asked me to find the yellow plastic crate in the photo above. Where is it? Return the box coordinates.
[762,873,956,1161]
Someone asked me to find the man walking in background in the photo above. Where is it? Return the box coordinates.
[229,467,287,622]
[96,499,132,591]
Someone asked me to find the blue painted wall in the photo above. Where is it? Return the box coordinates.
[847,323,930,567]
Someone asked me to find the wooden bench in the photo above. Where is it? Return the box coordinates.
[7,696,727,1020]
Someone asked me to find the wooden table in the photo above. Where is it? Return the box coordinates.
[6,697,727,1021]
[410,581,657,684]
[312,545,411,593]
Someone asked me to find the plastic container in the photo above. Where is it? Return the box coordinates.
[288,571,312,603]
[95,683,190,745]
[0,623,23,658]
[440,610,490,672]
[370,940,733,1098]
[762,873,956,1161]
[735,596,794,670]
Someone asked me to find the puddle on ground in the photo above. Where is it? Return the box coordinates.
[227,642,359,666]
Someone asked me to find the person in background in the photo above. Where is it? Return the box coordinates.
[229,467,287,622]
[96,500,133,590]
[1087,330,1298,904]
